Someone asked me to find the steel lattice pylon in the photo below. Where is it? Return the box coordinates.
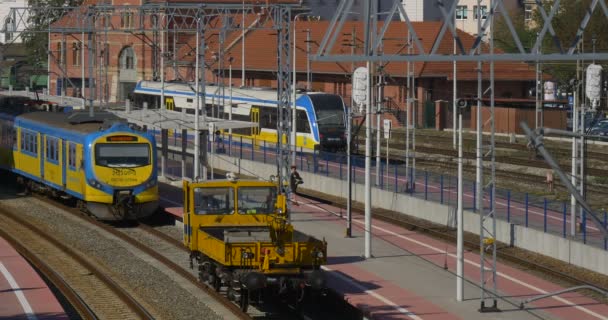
[4,3,296,189]
[274,6,293,205]
[311,0,608,312]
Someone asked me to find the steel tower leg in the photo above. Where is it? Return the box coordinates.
[275,6,292,221]
[479,0,499,312]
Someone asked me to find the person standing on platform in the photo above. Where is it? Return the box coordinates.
[546,169,554,193]
[290,165,303,205]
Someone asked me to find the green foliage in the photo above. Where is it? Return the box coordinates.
[493,1,608,88]
[22,0,83,68]
[530,0,608,87]
[492,7,535,54]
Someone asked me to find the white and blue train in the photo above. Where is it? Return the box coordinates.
[130,81,347,151]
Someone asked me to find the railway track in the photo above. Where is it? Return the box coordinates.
[385,130,608,160]
[366,144,608,177]
[30,192,359,319]
[299,190,608,304]
[30,195,254,320]
[355,130,608,173]
[0,206,154,320]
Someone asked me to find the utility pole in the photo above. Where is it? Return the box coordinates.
[363,0,374,259]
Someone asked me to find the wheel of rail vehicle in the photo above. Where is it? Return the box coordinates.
[240,288,249,312]
[294,283,306,312]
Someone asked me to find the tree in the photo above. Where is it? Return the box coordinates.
[22,0,83,68]
[531,0,608,88]
[492,7,535,54]
[493,1,608,88]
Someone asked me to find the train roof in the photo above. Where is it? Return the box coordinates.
[135,81,330,103]
[17,111,127,134]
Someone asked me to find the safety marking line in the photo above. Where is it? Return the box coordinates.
[322,265,423,320]
[0,262,37,320]
[302,201,608,320]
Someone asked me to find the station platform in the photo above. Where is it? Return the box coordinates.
[159,181,608,320]
[0,237,67,320]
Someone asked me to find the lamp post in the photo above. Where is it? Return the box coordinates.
[292,12,310,164]
[241,0,246,87]
[229,56,234,135]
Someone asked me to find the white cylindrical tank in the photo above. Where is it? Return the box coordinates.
[586,64,603,109]
[543,81,556,101]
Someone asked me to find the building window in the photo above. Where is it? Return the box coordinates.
[119,46,136,70]
[57,42,65,65]
[474,5,487,20]
[456,6,468,20]
[72,42,81,66]
[525,4,533,22]
[4,16,14,41]
[121,12,134,29]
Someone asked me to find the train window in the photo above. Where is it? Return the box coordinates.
[20,130,37,155]
[296,110,311,133]
[68,143,77,169]
[193,187,234,215]
[259,106,275,129]
[45,137,59,163]
[237,187,277,214]
[95,143,150,167]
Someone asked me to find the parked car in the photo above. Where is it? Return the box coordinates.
[588,119,608,140]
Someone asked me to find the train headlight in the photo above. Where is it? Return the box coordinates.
[241,251,254,259]
[312,249,324,259]
[144,179,157,189]
[87,178,103,190]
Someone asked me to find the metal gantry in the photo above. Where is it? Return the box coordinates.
[5,3,294,193]
[312,0,607,311]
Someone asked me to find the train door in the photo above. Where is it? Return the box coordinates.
[251,107,260,137]
[61,140,66,188]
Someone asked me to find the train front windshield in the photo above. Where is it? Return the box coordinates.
[95,143,151,167]
[237,186,277,214]
[310,95,346,128]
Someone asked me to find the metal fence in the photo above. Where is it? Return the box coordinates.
[159,132,608,251]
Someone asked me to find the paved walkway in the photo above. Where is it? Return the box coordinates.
[0,237,67,320]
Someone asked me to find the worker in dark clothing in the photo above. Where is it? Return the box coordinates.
[289,165,303,205]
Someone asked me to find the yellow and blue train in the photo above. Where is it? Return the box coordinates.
[0,103,159,220]
[130,81,348,151]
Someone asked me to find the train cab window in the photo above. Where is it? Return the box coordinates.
[194,187,234,215]
[95,143,150,167]
[68,143,77,169]
[237,186,277,214]
[45,137,59,163]
[296,110,311,133]
[20,130,37,155]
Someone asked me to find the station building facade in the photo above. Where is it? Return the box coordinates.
[48,1,538,129]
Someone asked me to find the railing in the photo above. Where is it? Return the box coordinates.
[157,131,607,251]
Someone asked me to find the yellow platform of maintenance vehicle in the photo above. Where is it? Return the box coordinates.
[183,174,327,311]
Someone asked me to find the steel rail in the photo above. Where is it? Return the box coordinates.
[0,227,97,320]
[31,196,253,320]
[0,206,154,320]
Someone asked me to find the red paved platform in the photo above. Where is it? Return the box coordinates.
[159,182,608,319]
[0,237,67,320]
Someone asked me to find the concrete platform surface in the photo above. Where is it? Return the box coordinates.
[290,195,608,320]
[159,181,608,320]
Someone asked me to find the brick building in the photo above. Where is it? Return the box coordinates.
[48,1,538,128]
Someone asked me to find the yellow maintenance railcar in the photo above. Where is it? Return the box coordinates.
[183,175,327,311]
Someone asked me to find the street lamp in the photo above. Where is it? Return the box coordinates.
[292,12,311,164]
[229,56,234,136]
